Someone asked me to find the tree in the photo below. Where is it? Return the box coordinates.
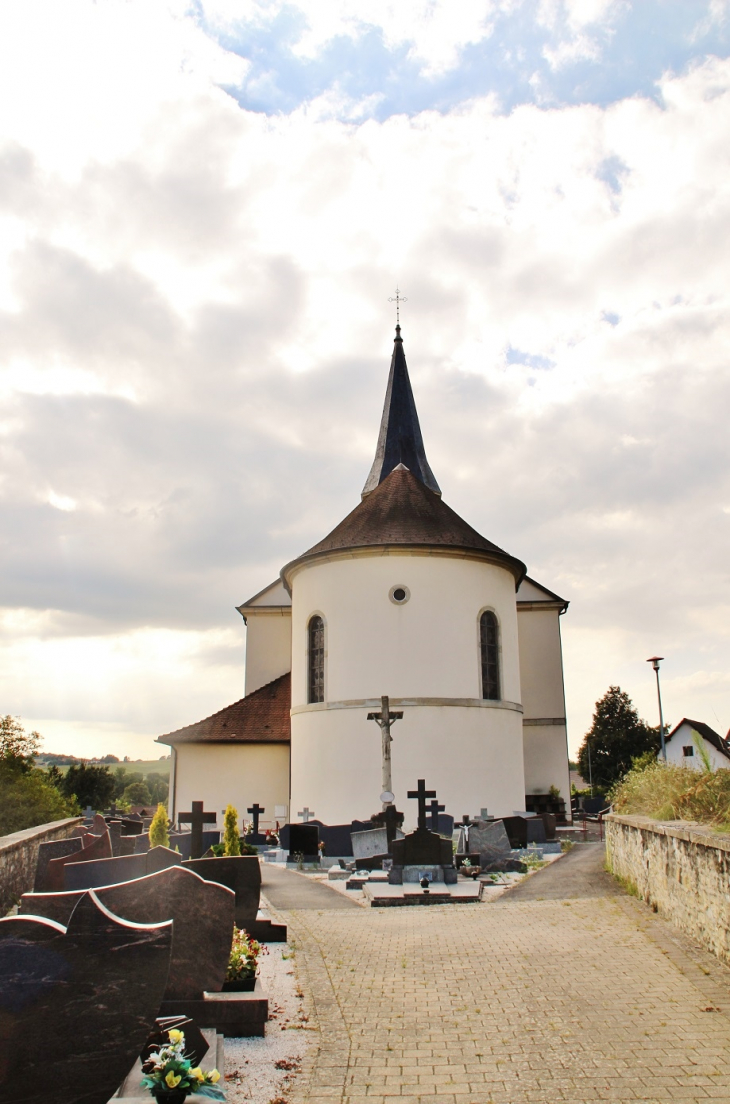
[223,804,241,856]
[61,763,116,811]
[578,686,660,791]
[149,803,170,848]
[145,772,169,804]
[0,715,42,770]
[123,781,152,806]
[0,763,78,834]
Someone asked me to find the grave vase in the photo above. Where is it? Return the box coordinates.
[150,1089,189,1104]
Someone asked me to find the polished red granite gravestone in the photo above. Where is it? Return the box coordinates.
[0,891,172,1104]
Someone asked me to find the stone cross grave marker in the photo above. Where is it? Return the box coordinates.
[178,801,217,859]
[83,805,94,819]
[297,807,315,823]
[480,808,491,821]
[248,803,264,836]
[407,779,437,831]
[428,798,445,832]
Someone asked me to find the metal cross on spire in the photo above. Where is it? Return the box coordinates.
[388,286,407,326]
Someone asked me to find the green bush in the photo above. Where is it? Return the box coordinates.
[149,803,170,848]
[223,805,241,856]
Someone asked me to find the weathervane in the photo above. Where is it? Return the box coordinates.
[388,286,407,325]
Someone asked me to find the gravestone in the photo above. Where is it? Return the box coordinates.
[390,779,452,867]
[309,820,370,857]
[45,827,113,891]
[526,818,547,845]
[0,891,172,1104]
[33,837,83,892]
[178,801,217,860]
[23,867,234,1004]
[163,829,220,861]
[427,798,445,832]
[63,845,181,891]
[370,805,404,849]
[501,816,529,849]
[469,820,512,866]
[183,855,261,924]
[297,807,315,822]
[287,823,319,861]
[20,868,232,1001]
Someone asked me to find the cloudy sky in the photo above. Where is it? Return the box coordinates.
[1,0,729,761]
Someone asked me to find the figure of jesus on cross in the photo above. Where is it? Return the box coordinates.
[367,695,403,809]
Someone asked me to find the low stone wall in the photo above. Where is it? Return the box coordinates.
[0,816,83,916]
[606,813,730,964]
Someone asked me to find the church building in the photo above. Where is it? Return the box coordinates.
[159,326,571,830]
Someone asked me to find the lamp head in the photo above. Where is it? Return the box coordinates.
[647,655,664,671]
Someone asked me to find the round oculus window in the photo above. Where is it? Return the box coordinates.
[389,585,410,604]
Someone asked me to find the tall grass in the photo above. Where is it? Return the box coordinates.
[610,756,730,831]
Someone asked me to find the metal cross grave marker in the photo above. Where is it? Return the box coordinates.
[178,801,217,859]
[367,695,403,809]
[407,779,437,831]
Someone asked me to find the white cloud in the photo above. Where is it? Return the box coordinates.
[1,3,730,755]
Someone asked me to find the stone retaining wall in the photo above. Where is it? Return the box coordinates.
[606,813,730,964]
[0,816,83,916]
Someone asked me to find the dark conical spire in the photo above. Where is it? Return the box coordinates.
[362,326,441,498]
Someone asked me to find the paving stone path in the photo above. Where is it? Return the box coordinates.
[271,844,730,1104]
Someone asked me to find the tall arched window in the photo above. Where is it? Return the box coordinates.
[480,611,500,701]
[308,615,325,704]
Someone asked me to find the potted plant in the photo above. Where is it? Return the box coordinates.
[141,1029,224,1102]
[222,925,264,992]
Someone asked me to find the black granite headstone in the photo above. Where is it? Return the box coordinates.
[45,828,113,891]
[390,829,452,866]
[526,818,547,845]
[0,891,172,1104]
[500,816,528,849]
[287,823,319,861]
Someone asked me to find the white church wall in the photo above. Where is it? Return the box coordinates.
[290,702,526,825]
[289,551,522,705]
[522,723,571,804]
[244,611,292,695]
[172,742,290,831]
[516,607,566,721]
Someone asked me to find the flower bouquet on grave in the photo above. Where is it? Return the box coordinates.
[223,925,266,991]
[140,1029,225,1102]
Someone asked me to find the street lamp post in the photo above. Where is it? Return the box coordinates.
[647,656,667,761]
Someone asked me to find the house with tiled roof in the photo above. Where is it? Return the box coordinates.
[158,326,571,829]
[662,719,730,771]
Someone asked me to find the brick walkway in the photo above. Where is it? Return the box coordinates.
[278,846,730,1104]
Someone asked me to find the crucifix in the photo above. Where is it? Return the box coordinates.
[407,779,437,832]
[456,813,474,849]
[178,801,217,859]
[107,802,121,818]
[247,803,264,837]
[428,798,445,833]
[367,695,403,809]
[297,807,315,823]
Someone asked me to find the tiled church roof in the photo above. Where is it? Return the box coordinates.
[157,673,291,746]
[282,466,526,586]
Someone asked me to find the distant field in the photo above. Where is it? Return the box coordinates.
[40,759,171,777]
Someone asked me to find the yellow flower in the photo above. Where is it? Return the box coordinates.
[164,1072,182,1089]
[208,1069,221,1083]
[189,1067,205,1082]
[168,1030,184,1044]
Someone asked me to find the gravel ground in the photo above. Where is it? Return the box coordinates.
[223,938,314,1104]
